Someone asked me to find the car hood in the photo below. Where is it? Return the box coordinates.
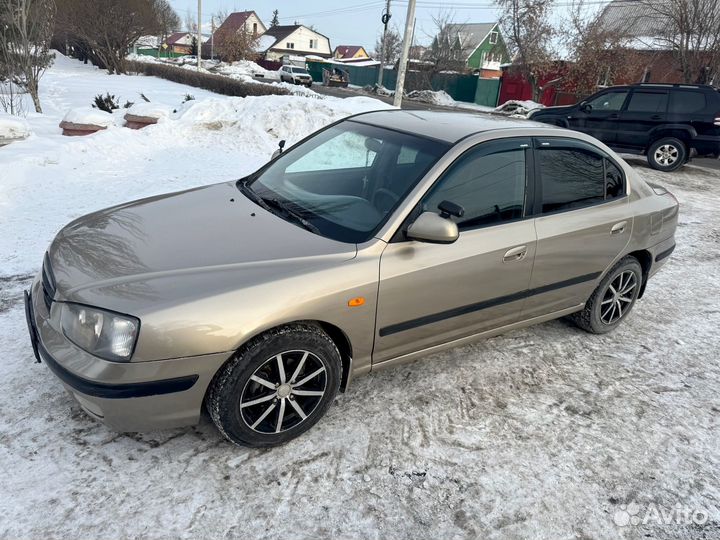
[48,181,357,304]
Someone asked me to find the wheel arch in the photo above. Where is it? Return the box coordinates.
[647,125,696,151]
[205,319,355,407]
[625,249,652,298]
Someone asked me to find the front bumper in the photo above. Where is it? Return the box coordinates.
[24,276,230,432]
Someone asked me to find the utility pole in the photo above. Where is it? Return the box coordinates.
[393,0,416,108]
[197,0,202,70]
[210,15,215,61]
[377,0,391,87]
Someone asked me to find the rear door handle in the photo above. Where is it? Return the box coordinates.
[503,245,528,262]
[650,115,663,120]
[611,221,627,235]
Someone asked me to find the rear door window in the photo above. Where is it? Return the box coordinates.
[536,139,625,214]
[669,90,707,114]
[626,91,668,113]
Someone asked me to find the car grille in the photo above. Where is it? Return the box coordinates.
[41,253,56,311]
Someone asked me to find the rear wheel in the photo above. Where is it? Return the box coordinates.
[571,257,643,334]
[207,324,341,447]
[647,137,686,172]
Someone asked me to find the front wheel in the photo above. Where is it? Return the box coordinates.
[207,324,342,447]
[647,137,686,172]
[570,257,643,334]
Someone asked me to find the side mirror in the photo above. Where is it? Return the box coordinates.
[580,102,592,113]
[407,212,459,244]
[271,139,286,160]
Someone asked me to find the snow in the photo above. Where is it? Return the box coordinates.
[0,113,30,139]
[126,101,174,120]
[495,99,545,117]
[2,52,720,540]
[62,107,116,127]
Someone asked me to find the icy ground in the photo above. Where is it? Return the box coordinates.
[1,56,720,540]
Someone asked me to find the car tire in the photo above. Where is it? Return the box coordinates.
[570,257,643,334]
[207,324,341,447]
[647,137,687,172]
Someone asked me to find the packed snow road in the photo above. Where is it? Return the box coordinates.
[1,56,719,539]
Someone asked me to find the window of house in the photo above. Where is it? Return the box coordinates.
[669,90,707,114]
[252,22,258,35]
[626,91,668,113]
[422,139,528,230]
[286,42,295,49]
[309,39,316,49]
[489,31,498,45]
[537,140,625,213]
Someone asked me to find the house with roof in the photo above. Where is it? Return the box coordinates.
[164,32,210,55]
[333,45,370,62]
[595,0,709,84]
[435,22,509,76]
[259,25,332,61]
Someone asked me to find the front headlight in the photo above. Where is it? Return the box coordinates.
[60,303,139,362]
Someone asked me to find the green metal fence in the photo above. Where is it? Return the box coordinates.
[307,61,500,107]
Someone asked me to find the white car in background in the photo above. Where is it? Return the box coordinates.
[279,65,313,87]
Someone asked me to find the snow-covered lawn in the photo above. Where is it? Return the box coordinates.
[1,56,719,539]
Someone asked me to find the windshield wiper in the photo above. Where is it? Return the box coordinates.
[239,179,320,235]
[260,196,321,235]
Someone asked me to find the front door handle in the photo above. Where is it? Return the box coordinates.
[611,221,627,235]
[503,245,528,262]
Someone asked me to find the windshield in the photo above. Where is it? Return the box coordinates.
[292,67,308,74]
[243,120,449,243]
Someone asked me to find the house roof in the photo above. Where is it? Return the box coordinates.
[334,45,367,58]
[445,22,497,51]
[217,11,260,34]
[597,0,673,48]
[165,32,190,46]
[259,25,331,52]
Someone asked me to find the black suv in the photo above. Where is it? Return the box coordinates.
[529,83,720,171]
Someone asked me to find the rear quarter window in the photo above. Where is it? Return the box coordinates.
[669,90,707,114]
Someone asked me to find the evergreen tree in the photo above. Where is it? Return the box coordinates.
[270,9,279,27]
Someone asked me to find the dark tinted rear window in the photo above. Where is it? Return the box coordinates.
[627,91,668,112]
[538,148,605,213]
[670,90,707,114]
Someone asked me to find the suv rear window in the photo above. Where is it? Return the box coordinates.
[627,91,668,112]
[670,90,707,114]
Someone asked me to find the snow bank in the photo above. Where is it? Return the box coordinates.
[126,53,161,64]
[126,102,174,120]
[494,99,544,117]
[0,113,30,139]
[407,89,456,107]
[62,107,116,127]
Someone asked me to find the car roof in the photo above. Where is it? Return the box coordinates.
[351,110,552,144]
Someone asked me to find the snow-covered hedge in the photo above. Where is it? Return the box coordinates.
[0,113,31,140]
[128,61,289,98]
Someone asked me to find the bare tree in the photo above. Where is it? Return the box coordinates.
[184,11,196,33]
[638,0,720,83]
[497,0,556,101]
[216,28,259,62]
[156,0,180,49]
[0,0,56,113]
[374,27,402,65]
[426,11,472,72]
[55,0,162,74]
[562,0,642,94]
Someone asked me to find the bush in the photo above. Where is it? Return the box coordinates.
[93,92,120,112]
[127,62,290,98]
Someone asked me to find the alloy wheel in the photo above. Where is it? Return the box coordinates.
[599,270,638,325]
[239,350,327,434]
[654,144,679,166]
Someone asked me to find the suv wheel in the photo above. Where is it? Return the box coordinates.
[647,137,686,172]
[207,324,341,447]
[570,257,643,334]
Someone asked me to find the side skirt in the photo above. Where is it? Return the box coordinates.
[370,304,585,373]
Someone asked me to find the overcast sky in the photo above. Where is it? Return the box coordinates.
[168,0,508,50]
[167,1,610,52]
